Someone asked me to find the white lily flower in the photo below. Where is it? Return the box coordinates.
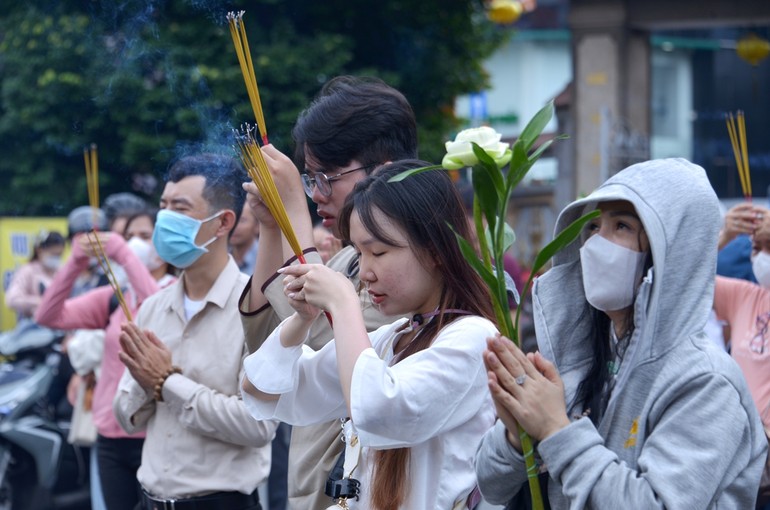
[442,126,512,170]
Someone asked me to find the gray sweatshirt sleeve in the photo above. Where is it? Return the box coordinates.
[538,373,763,510]
[476,419,530,505]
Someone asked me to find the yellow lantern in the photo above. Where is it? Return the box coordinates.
[487,0,523,25]
[737,33,770,67]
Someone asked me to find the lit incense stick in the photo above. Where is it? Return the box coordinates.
[87,232,132,321]
[234,127,333,325]
[737,112,751,199]
[84,144,100,227]
[726,111,752,200]
[235,126,304,261]
[227,11,269,145]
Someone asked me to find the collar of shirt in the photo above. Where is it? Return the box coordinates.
[168,256,242,320]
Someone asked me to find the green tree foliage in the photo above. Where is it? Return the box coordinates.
[0,0,506,215]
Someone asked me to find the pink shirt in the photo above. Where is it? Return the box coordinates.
[35,235,171,438]
[714,275,770,426]
[5,260,54,318]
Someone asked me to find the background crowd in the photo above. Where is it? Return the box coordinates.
[2,75,769,510]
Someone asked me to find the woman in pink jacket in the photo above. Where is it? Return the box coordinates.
[36,210,175,510]
[5,230,65,319]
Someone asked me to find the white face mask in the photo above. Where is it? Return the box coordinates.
[41,255,62,271]
[127,236,164,271]
[752,251,770,289]
[580,234,647,312]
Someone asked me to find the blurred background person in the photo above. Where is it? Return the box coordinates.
[37,209,175,510]
[312,223,342,264]
[5,230,66,320]
[67,206,110,296]
[714,201,770,508]
[48,201,135,510]
[231,201,260,274]
[713,202,766,352]
[718,202,759,283]
[104,192,148,235]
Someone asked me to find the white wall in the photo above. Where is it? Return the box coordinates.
[455,34,572,183]
[456,36,572,137]
[650,48,693,160]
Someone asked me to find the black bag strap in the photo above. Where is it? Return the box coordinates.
[324,447,346,496]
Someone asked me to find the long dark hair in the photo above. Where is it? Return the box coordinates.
[571,233,653,424]
[338,160,496,510]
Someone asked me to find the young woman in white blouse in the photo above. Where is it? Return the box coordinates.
[242,160,498,510]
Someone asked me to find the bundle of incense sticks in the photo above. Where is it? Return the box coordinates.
[235,126,305,263]
[227,11,268,145]
[84,143,100,227]
[726,111,752,200]
[234,127,334,325]
[87,232,132,321]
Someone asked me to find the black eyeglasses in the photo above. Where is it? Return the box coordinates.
[301,164,375,198]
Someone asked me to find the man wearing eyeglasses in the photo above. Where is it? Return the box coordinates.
[238,76,417,510]
[301,162,376,234]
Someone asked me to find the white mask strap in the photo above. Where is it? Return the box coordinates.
[197,210,225,249]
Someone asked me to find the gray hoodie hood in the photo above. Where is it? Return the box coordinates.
[533,158,720,407]
[477,159,766,509]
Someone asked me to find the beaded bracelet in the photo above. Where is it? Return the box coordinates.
[154,365,183,402]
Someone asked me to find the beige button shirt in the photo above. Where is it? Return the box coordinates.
[114,257,276,499]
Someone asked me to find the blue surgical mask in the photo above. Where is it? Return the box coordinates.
[152,209,224,268]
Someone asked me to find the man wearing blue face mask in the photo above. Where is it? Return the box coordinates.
[113,153,277,510]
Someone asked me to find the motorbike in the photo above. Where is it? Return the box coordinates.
[0,322,91,510]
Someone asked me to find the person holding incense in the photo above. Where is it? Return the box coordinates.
[475,158,766,509]
[238,75,418,510]
[35,209,175,510]
[713,201,770,507]
[113,153,276,510]
[242,161,498,510]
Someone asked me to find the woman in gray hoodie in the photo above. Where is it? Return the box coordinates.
[475,158,767,509]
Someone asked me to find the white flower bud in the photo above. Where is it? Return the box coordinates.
[442,126,511,170]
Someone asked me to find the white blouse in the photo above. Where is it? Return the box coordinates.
[242,315,498,510]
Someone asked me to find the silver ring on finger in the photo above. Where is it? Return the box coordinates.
[515,374,527,386]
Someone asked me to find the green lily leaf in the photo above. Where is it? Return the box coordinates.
[483,222,516,255]
[453,229,502,296]
[518,100,554,153]
[506,158,534,195]
[501,222,516,253]
[471,142,505,194]
[528,134,568,163]
[506,139,528,188]
[471,167,499,235]
[387,164,444,183]
[530,210,599,275]
[506,135,568,193]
